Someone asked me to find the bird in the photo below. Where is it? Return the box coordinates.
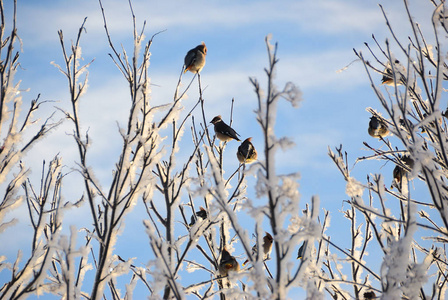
[391,155,414,190]
[381,66,394,86]
[237,137,257,164]
[297,241,306,260]
[363,291,376,299]
[381,59,403,86]
[443,108,448,119]
[243,232,273,266]
[420,113,442,133]
[218,248,240,277]
[368,116,389,138]
[210,115,241,142]
[189,206,207,226]
[184,42,207,74]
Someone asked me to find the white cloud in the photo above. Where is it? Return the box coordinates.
[14,0,387,50]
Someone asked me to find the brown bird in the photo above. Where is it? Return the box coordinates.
[237,137,257,164]
[420,113,443,133]
[368,116,389,138]
[381,59,403,86]
[391,155,414,190]
[243,232,273,266]
[184,42,207,74]
[210,115,240,142]
[218,248,240,277]
[189,206,207,226]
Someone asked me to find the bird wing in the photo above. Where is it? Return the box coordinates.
[223,127,240,140]
[225,263,234,269]
[216,122,240,140]
[248,144,256,157]
[184,50,197,72]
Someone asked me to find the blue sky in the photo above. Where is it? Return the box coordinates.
[0,0,440,298]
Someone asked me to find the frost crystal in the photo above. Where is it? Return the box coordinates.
[345,177,364,197]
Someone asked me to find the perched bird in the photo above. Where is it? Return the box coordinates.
[443,108,448,119]
[381,66,394,86]
[297,241,306,260]
[391,155,414,190]
[210,115,240,142]
[243,232,273,266]
[368,116,389,138]
[184,42,207,74]
[363,291,376,299]
[237,137,257,164]
[420,113,442,133]
[218,248,240,277]
[399,117,413,129]
[381,59,403,86]
[189,206,207,226]
[398,118,414,139]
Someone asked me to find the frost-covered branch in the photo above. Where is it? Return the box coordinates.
[0,156,72,299]
[329,1,448,298]
[0,1,63,298]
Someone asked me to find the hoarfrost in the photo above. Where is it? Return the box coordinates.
[282,81,303,108]
[345,177,364,197]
